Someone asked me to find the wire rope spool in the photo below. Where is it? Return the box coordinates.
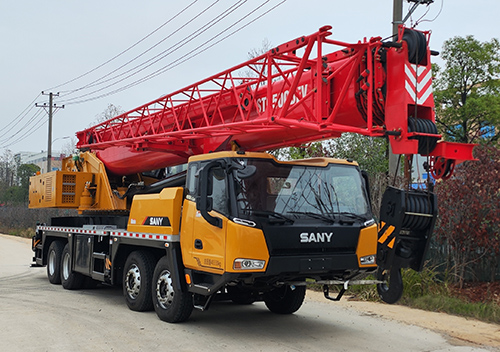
[402,192,433,231]
[402,28,427,65]
[408,117,439,155]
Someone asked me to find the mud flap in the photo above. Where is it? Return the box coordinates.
[376,186,437,303]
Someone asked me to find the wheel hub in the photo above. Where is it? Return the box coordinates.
[62,253,71,281]
[48,250,56,276]
[125,264,141,299]
[156,270,174,309]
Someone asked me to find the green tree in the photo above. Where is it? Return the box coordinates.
[277,134,388,174]
[434,36,500,144]
[17,163,39,190]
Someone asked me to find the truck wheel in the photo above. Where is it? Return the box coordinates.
[47,241,64,284]
[61,243,84,290]
[264,285,306,314]
[123,251,154,312]
[377,267,403,304]
[152,256,193,323]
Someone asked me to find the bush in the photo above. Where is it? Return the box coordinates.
[0,203,76,237]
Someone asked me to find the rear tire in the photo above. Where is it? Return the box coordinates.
[264,285,306,314]
[152,256,193,323]
[61,243,84,290]
[123,251,155,312]
[47,241,64,284]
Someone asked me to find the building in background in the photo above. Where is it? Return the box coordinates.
[16,151,65,174]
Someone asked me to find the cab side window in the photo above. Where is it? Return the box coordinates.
[186,163,198,200]
[210,167,229,216]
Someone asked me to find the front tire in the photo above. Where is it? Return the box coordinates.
[61,243,84,290]
[152,256,193,323]
[123,251,155,312]
[47,241,64,284]
[264,285,306,314]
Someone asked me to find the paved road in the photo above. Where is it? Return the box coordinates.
[0,234,494,352]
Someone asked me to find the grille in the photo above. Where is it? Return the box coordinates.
[62,174,76,204]
[45,177,52,202]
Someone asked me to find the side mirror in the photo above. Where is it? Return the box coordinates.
[235,164,256,179]
[195,161,223,228]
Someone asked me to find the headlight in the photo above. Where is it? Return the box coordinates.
[233,258,265,270]
[360,255,376,265]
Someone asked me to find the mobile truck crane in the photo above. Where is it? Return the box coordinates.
[30,25,474,323]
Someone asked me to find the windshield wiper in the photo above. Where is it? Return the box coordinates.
[288,211,336,224]
[250,210,294,224]
[329,212,368,224]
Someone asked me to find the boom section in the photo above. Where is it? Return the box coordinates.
[77,25,474,176]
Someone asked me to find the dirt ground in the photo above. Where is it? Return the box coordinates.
[306,290,500,349]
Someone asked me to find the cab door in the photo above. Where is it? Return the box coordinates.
[180,163,228,274]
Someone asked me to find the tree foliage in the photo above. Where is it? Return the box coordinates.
[277,134,388,174]
[434,35,500,144]
[434,145,500,286]
[0,149,39,204]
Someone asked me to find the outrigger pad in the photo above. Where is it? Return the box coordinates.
[377,186,437,273]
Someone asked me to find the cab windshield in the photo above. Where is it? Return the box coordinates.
[233,158,372,223]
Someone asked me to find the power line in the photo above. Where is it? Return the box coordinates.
[47,0,200,92]
[0,107,64,150]
[0,93,41,138]
[0,109,46,148]
[35,92,65,171]
[59,0,249,104]
[62,0,285,105]
[60,0,225,98]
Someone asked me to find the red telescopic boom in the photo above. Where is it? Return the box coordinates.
[76,25,474,176]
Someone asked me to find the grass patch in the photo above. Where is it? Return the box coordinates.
[0,226,35,238]
[405,294,500,324]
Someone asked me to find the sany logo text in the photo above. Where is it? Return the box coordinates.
[300,232,333,243]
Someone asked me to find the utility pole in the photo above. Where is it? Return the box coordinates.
[36,92,64,173]
[389,0,403,178]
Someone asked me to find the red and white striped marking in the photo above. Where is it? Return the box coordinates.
[110,231,178,242]
[38,226,103,235]
[405,63,433,105]
[37,226,179,242]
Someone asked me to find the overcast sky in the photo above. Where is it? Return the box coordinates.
[1,0,498,155]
